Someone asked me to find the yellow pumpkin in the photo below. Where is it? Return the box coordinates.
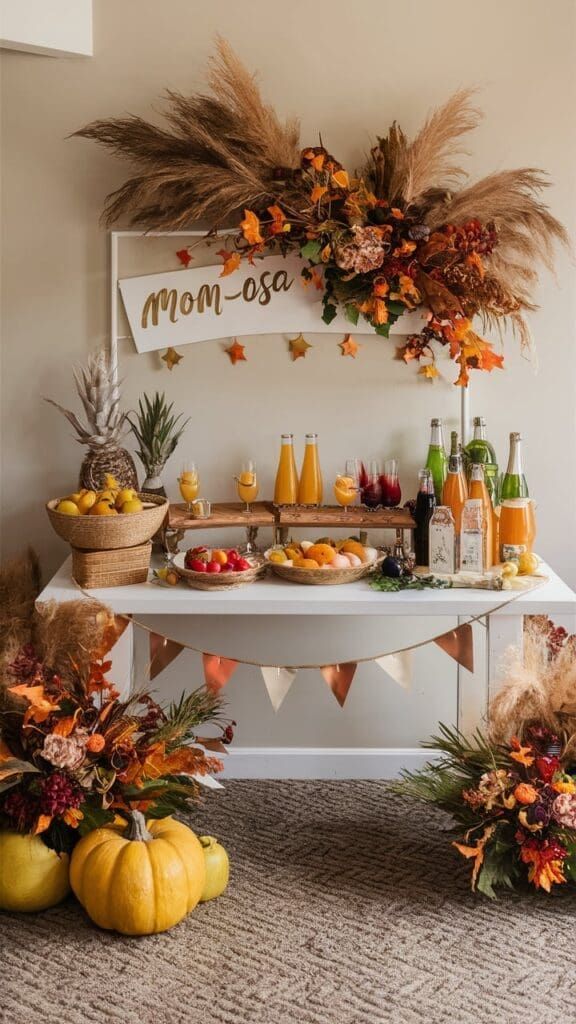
[199,835,230,902]
[70,812,205,935]
[0,830,70,912]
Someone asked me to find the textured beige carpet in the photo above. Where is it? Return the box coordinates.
[2,781,576,1024]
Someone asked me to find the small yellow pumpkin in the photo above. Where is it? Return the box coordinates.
[199,835,230,902]
[0,830,70,912]
[70,812,205,935]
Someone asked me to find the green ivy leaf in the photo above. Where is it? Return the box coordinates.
[374,322,391,338]
[322,303,338,325]
[300,240,322,262]
[387,300,407,316]
[78,804,115,835]
[345,303,359,326]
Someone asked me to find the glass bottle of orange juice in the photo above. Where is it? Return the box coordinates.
[441,432,468,534]
[499,498,533,562]
[469,463,493,569]
[274,434,299,505]
[297,433,323,506]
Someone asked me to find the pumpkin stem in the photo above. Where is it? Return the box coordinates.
[199,835,217,849]
[126,809,152,842]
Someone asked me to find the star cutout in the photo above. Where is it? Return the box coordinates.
[176,248,193,268]
[289,333,312,361]
[339,334,361,358]
[419,363,440,380]
[161,347,183,370]
[226,338,247,365]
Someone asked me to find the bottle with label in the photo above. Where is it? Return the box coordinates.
[464,416,499,503]
[441,431,468,535]
[460,499,485,573]
[274,434,299,505]
[414,469,436,567]
[297,433,323,506]
[468,463,493,569]
[429,506,456,574]
[500,432,529,500]
[425,418,448,502]
[499,498,533,562]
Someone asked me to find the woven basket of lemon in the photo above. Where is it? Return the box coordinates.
[46,475,168,552]
[265,538,380,585]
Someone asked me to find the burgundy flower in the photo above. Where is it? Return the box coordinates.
[40,773,82,816]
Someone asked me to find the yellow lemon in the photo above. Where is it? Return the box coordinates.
[55,499,80,516]
[97,489,117,503]
[104,473,120,491]
[76,490,97,514]
[284,546,302,561]
[120,499,144,514]
[115,488,138,509]
[501,561,519,579]
[68,490,86,503]
[89,501,118,516]
[268,550,288,564]
[518,552,540,576]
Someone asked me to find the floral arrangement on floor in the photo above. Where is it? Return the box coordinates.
[398,618,576,896]
[73,39,568,385]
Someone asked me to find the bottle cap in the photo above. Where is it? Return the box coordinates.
[431,418,442,426]
[473,416,486,426]
[510,432,521,441]
[305,433,318,440]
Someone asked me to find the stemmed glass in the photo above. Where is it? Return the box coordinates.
[334,460,359,516]
[178,461,199,514]
[381,458,402,508]
[362,459,382,510]
[235,459,259,514]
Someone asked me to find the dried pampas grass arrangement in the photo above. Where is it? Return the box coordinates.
[0,548,41,672]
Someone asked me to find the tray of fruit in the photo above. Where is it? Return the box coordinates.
[265,539,380,585]
[172,547,266,590]
[46,475,168,550]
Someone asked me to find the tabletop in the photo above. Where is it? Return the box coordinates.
[38,557,576,618]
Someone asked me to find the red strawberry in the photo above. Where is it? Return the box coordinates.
[187,558,208,573]
[206,561,222,574]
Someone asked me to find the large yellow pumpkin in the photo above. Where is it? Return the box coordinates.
[70,812,205,935]
[0,830,70,912]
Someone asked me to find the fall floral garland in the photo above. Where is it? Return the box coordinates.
[74,39,569,385]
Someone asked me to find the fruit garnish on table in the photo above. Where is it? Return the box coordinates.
[266,537,378,570]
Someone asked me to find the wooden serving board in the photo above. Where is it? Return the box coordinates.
[276,505,416,530]
[169,501,276,530]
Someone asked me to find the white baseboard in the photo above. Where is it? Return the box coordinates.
[221,747,435,780]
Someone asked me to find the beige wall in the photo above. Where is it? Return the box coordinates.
[1,0,575,746]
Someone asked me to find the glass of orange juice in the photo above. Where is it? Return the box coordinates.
[236,460,259,513]
[334,465,358,514]
[178,461,199,512]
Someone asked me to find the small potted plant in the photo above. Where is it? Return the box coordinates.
[129,392,189,496]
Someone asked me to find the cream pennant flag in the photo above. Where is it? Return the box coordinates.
[434,623,474,673]
[149,633,185,680]
[202,653,239,693]
[375,651,413,690]
[320,662,357,707]
[260,666,297,711]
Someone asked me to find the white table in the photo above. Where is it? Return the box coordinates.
[39,557,576,736]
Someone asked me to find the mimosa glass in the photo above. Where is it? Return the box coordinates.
[334,466,358,515]
[236,460,259,514]
[178,461,199,513]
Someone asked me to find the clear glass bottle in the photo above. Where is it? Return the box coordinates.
[500,432,529,500]
[429,506,456,574]
[468,463,493,569]
[274,434,299,505]
[425,418,448,503]
[464,416,499,503]
[297,434,323,505]
[460,498,485,573]
[414,468,436,567]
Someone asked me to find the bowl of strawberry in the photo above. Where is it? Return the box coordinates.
[172,546,264,589]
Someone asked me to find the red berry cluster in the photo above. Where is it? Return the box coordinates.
[445,219,497,255]
[222,721,237,745]
[2,789,37,831]
[39,773,82,816]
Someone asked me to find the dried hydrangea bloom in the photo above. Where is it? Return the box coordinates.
[42,731,87,771]
[552,792,576,829]
[335,226,387,274]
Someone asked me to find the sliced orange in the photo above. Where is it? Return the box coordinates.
[306,543,336,566]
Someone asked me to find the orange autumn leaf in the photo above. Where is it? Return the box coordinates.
[332,169,350,189]
[240,209,263,246]
[453,825,495,889]
[310,185,328,203]
[373,299,388,325]
[310,154,325,171]
[419,364,439,380]
[8,684,60,723]
[510,737,535,767]
[373,280,389,298]
[217,249,242,277]
[53,713,79,737]
[34,814,53,835]
[390,207,405,219]
[301,268,323,291]
[267,204,291,235]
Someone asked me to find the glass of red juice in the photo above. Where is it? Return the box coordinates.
[362,460,382,509]
[380,458,402,507]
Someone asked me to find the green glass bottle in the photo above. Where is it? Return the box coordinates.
[425,418,448,503]
[464,416,499,503]
[500,432,529,500]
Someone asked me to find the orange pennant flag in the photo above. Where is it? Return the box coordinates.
[434,623,474,673]
[321,663,357,707]
[149,633,185,680]
[202,654,239,693]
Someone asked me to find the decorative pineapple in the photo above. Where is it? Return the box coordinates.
[46,351,138,490]
[129,392,189,495]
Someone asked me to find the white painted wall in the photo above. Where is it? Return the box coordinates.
[0,0,92,57]
[1,0,575,753]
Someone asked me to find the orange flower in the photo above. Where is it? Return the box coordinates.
[267,204,291,236]
[86,733,106,754]
[240,209,263,246]
[514,783,538,805]
[419,364,439,380]
[520,844,567,892]
[453,825,496,890]
[373,299,388,325]
[509,737,535,767]
[8,684,60,724]
[390,207,404,219]
[373,280,389,298]
[62,807,84,828]
[393,240,417,258]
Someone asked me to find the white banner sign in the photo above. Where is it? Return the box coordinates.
[118,255,425,353]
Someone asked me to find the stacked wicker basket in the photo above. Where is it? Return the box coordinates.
[46,494,168,588]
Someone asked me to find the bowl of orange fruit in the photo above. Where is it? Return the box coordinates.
[46,475,168,550]
[265,538,380,585]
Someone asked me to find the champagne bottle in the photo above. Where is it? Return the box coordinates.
[425,418,448,502]
[414,469,436,567]
[464,416,499,502]
[469,463,493,569]
[441,432,468,535]
[500,432,528,500]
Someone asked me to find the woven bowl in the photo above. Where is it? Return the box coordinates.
[172,551,265,590]
[46,493,168,550]
[265,551,380,586]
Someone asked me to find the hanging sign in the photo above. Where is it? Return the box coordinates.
[118,255,425,353]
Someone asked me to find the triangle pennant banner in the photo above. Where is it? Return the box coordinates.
[260,666,297,711]
[202,653,239,693]
[149,633,185,680]
[321,662,357,707]
[195,736,228,754]
[434,623,474,674]
[375,651,413,690]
